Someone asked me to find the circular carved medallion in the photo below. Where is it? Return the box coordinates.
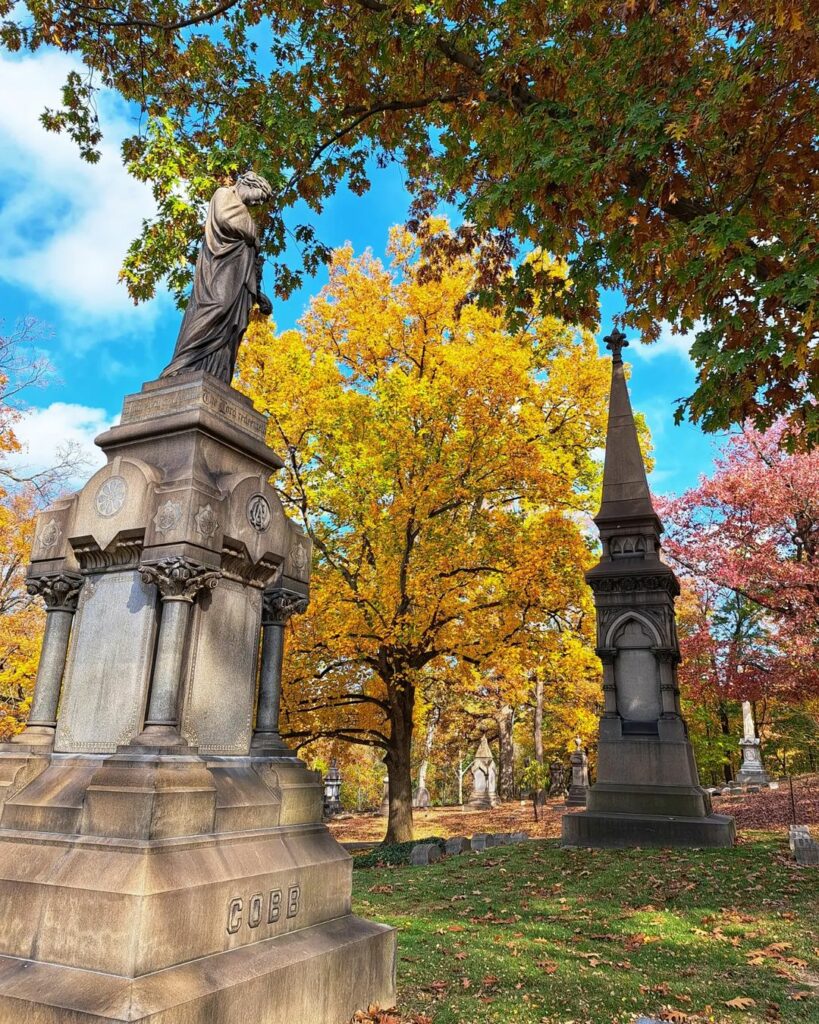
[292,540,308,572]
[39,519,62,551]
[153,499,183,534]
[194,503,219,540]
[247,493,272,533]
[94,476,127,518]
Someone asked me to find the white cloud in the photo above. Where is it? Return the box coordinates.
[0,51,165,335]
[628,322,699,365]
[7,401,116,488]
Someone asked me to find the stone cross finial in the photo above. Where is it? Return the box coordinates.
[604,327,629,364]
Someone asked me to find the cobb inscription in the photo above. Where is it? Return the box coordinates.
[227,885,301,935]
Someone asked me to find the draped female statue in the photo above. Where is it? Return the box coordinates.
[161,172,274,384]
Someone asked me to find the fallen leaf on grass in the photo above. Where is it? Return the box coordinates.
[788,992,813,1001]
[725,996,757,1010]
[658,1008,689,1023]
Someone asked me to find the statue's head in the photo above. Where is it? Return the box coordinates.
[235,171,274,206]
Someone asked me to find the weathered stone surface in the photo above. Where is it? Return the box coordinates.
[509,832,529,844]
[789,825,819,866]
[3,371,394,1024]
[55,571,158,753]
[445,837,469,855]
[470,833,488,852]
[409,844,442,866]
[467,735,498,809]
[486,833,511,848]
[562,810,736,849]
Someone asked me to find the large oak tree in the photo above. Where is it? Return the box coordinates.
[3,1,816,439]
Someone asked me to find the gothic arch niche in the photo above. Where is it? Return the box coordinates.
[611,616,662,723]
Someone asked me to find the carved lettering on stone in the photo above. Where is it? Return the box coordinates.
[194,503,219,540]
[247,493,272,533]
[94,476,128,518]
[226,886,300,936]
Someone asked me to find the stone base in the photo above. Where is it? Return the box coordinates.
[466,797,498,810]
[735,767,772,786]
[565,786,587,807]
[0,914,395,1023]
[561,809,736,849]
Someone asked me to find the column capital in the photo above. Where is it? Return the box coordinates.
[262,587,308,626]
[596,647,617,665]
[140,557,220,602]
[27,572,84,612]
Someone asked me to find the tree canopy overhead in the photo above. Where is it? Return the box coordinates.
[4,1,816,438]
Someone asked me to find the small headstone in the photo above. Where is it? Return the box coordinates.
[445,837,469,856]
[509,831,529,843]
[470,833,488,852]
[487,832,511,847]
[789,825,819,866]
[467,735,499,809]
[409,843,442,866]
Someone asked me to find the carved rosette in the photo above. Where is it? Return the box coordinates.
[27,572,84,612]
[262,587,309,626]
[140,557,220,603]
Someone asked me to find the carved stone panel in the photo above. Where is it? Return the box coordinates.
[612,618,662,722]
[180,579,262,754]
[55,571,158,753]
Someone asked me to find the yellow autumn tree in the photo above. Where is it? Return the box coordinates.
[237,222,611,841]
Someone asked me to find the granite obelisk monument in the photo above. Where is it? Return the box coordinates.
[562,329,735,848]
[0,176,395,1022]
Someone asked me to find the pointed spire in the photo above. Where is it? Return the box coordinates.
[596,329,659,527]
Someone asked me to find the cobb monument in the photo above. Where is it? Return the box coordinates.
[0,174,396,1022]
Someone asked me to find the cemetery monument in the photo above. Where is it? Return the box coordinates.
[565,738,590,807]
[467,735,498,809]
[562,330,735,848]
[0,176,396,1022]
[735,701,772,786]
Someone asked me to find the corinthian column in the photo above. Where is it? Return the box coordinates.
[251,587,308,753]
[13,572,84,746]
[136,557,220,748]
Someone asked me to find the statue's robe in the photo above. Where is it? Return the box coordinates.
[161,186,259,383]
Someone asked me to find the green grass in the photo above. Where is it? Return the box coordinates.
[352,833,818,1024]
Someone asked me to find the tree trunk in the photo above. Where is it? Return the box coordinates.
[383,672,416,844]
[496,705,515,801]
[533,673,547,806]
[416,705,440,797]
[718,701,733,783]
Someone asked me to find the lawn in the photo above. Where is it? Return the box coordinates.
[351,833,818,1024]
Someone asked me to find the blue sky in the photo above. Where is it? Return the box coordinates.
[0,50,726,496]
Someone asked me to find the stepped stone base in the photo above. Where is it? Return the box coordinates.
[0,915,395,1024]
[0,754,396,1024]
[562,809,736,849]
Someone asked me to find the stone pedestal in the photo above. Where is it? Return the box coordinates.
[562,331,734,849]
[0,372,395,1023]
[467,735,498,810]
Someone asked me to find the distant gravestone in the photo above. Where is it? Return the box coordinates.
[410,843,442,866]
[470,833,488,852]
[548,761,567,797]
[565,738,590,807]
[486,833,511,848]
[467,735,499,809]
[413,786,431,809]
[322,759,342,818]
[509,832,529,844]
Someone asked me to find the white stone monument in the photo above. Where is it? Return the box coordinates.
[467,735,498,809]
[735,701,771,786]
